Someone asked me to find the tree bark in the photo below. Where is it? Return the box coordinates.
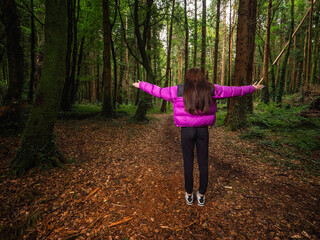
[2,0,24,104]
[101,0,113,117]
[184,0,189,75]
[132,0,155,121]
[60,0,73,111]
[201,0,206,74]
[161,0,175,112]
[310,1,320,85]
[276,0,294,104]
[28,0,35,103]
[305,0,314,90]
[213,0,221,84]
[10,0,68,176]
[261,0,272,103]
[225,0,257,129]
[220,2,227,86]
[193,0,198,67]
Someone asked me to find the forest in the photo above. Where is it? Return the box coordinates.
[0,0,320,239]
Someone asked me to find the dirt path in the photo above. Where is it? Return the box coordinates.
[0,114,319,239]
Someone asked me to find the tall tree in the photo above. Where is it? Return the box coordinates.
[201,0,206,74]
[310,1,320,85]
[261,0,272,103]
[131,0,155,121]
[10,0,68,175]
[101,0,113,117]
[60,0,74,111]
[276,0,294,104]
[213,0,221,84]
[184,0,189,75]
[161,0,175,112]
[220,1,227,85]
[28,0,36,103]
[193,0,198,66]
[225,0,257,129]
[305,0,314,91]
[2,0,24,104]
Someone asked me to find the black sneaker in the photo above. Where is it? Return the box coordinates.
[196,191,205,207]
[185,192,193,205]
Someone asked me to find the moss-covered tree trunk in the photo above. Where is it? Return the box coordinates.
[10,0,68,176]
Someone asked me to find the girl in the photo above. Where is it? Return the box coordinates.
[132,67,263,206]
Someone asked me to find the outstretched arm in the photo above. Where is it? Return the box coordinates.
[214,78,264,99]
[132,81,177,102]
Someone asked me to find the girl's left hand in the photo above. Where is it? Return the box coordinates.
[132,81,140,88]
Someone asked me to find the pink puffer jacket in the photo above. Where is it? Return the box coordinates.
[139,81,255,127]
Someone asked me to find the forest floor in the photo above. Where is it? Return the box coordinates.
[0,114,319,240]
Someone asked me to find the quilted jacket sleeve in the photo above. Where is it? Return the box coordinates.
[213,84,255,99]
[139,81,177,102]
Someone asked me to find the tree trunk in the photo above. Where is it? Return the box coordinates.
[310,0,319,85]
[213,0,220,84]
[125,12,130,104]
[201,0,206,74]
[101,0,113,117]
[228,0,236,87]
[90,51,96,103]
[60,0,73,111]
[111,36,117,108]
[225,0,257,129]
[28,0,35,103]
[184,0,189,75]
[261,0,272,104]
[133,0,155,121]
[305,0,313,91]
[193,0,198,67]
[10,0,68,176]
[69,0,79,106]
[161,0,175,112]
[276,0,294,104]
[220,2,227,86]
[73,36,84,104]
[290,35,296,93]
[2,0,24,104]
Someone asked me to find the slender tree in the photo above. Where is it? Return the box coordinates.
[276,0,294,104]
[220,1,227,86]
[261,0,272,104]
[60,0,74,111]
[184,0,189,75]
[201,0,206,74]
[10,0,68,175]
[132,0,155,121]
[194,0,198,66]
[213,0,221,84]
[305,0,314,90]
[161,0,175,112]
[2,0,24,104]
[101,0,113,117]
[28,0,36,103]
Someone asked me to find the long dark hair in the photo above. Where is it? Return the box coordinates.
[183,67,213,114]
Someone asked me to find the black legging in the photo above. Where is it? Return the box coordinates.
[181,126,209,195]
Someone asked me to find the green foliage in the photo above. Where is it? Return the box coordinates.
[240,126,266,139]
[243,100,320,174]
